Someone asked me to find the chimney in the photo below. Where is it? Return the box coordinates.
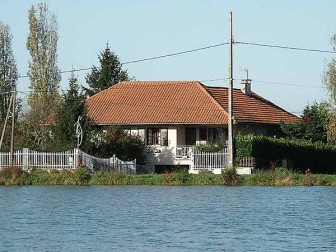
[241,79,252,95]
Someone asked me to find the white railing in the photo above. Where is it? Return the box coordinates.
[0,150,24,168]
[0,148,77,170]
[176,145,195,159]
[0,148,136,174]
[79,151,136,174]
[190,148,228,171]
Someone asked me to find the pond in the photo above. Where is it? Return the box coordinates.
[0,186,335,251]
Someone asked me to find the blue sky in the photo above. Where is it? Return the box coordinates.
[0,0,335,114]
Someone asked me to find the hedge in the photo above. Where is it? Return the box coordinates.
[235,135,336,174]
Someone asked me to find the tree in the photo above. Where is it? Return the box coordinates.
[280,102,328,143]
[52,72,92,151]
[324,34,336,144]
[25,3,61,150]
[84,43,131,96]
[0,22,18,121]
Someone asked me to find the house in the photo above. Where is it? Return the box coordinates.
[86,80,297,173]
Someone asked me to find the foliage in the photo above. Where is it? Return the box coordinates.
[94,126,145,164]
[324,34,336,103]
[90,170,129,185]
[243,168,300,186]
[221,167,241,186]
[0,22,18,122]
[0,168,336,186]
[196,138,226,152]
[235,134,336,174]
[323,34,336,144]
[26,3,61,150]
[52,72,92,151]
[83,43,131,97]
[280,102,328,143]
[71,167,90,185]
[162,169,190,185]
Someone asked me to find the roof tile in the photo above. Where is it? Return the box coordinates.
[86,81,297,125]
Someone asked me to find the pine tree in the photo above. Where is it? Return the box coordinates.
[52,72,91,151]
[25,3,61,150]
[0,22,18,121]
[84,43,131,96]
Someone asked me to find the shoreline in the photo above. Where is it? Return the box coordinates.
[1,167,335,186]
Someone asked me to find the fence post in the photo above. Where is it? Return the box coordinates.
[23,148,29,170]
[190,152,194,172]
[74,148,77,169]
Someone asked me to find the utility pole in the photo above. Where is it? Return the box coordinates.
[228,11,234,166]
[10,87,16,166]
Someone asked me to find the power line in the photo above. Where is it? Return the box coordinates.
[199,78,324,89]
[17,40,336,80]
[122,43,228,64]
[252,79,324,88]
[18,42,228,79]
[15,77,324,95]
[236,41,336,54]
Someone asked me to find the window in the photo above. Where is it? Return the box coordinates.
[208,128,225,142]
[138,129,145,142]
[147,128,168,146]
[200,128,207,141]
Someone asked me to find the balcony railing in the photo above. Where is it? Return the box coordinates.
[176,145,195,159]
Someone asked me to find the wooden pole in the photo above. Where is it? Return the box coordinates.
[228,11,234,166]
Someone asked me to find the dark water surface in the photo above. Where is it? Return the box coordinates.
[0,186,335,251]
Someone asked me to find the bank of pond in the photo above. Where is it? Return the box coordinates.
[1,166,336,186]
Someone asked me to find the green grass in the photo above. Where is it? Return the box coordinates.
[0,167,335,186]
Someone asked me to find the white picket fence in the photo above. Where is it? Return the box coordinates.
[190,148,228,171]
[0,148,136,174]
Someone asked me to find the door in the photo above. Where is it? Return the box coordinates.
[185,128,196,145]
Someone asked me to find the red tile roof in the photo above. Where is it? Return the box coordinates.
[86,81,297,125]
[204,86,297,124]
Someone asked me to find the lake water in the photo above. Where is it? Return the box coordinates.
[0,186,335,251]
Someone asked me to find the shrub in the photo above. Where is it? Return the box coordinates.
[196,138,226,152]
[72,167,90,185]
[0,167,31,185]
[221,167,240,186]
[235,134,336,174]
[168,169,190,185]
[93,126,146,164]
[90,170,128,185]
[0,166,24,180]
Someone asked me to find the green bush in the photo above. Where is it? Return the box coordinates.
[221,167,240,186]
[93,126,146,164]
[235,135,336,174]
[168,169,190,185]
[196,138,226,152]
[0,167,31,185]
[90,170,128,185]
[71,167,90,185]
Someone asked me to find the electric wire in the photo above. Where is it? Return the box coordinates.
[16,40,335,81]
[18,42,228,79]
[235,41,336,54]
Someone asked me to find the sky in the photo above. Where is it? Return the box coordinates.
[0,0,335,115]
